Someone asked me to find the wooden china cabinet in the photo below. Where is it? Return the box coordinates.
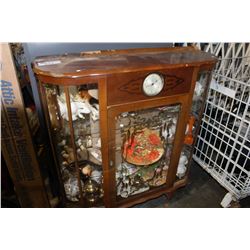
[32,47,217,207]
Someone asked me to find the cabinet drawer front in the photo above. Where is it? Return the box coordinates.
[107,67,194,106]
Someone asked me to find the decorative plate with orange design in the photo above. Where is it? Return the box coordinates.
[123,128,164,166]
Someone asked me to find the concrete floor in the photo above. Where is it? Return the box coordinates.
[134,160,250,208]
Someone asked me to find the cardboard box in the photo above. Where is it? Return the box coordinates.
[1,43,50,207]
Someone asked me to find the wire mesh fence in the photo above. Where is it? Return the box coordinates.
[192,43,250,200]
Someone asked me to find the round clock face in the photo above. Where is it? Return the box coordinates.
[143,73,164,96]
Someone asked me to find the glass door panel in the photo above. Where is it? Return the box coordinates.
[114,104,181,199]
[44,83,103,205]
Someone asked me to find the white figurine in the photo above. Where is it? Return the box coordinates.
[57,93,91,121]
[90,103,99,121]
[167,117,177,141]
[86,136,92,148]
[161,122,168,140]
[176,152,188,179]
[74,93,99,121]
[95,138,101,148]
[160,118,177,144]
[193,81,204,101]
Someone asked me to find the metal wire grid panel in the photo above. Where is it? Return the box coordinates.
[180,43,250,80]
[190,43,250,200]
[200,43,250,81]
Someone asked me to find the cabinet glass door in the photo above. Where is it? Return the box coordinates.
[113,104,181,199]
[43,83,103,206]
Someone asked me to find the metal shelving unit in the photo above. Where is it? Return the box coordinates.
[192,43,250,203]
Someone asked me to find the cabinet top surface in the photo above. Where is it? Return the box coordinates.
[33,47,217,78]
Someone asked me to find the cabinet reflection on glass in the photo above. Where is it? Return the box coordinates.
[115,104,180,199]
[44,84,103,204]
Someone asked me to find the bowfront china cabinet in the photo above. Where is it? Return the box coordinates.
[32,47,217,207]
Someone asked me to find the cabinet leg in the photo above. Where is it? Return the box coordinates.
[166,191,174,200]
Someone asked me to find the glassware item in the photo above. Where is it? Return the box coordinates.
[191,72,210,116]
[64,177,84,202]
[90,169,103,184]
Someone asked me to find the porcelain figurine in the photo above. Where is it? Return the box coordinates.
[193,80,204,101]
[77,138,87,152]
[75,92,99,121]
[57,93,91,121]
[176,152,188,179]
[88,148,102,165]
[95,138,101,148]
[90,103,99,121]
[90,170,102,184]
[169,117,177,135]
[77,148,88,162]
[86,135,92,148]
[64,177,83,202]
[61,145,75,165]
[184,115,196,145]
[166,117,178,143]
[81,164,93,176]
[161,121,168,140]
